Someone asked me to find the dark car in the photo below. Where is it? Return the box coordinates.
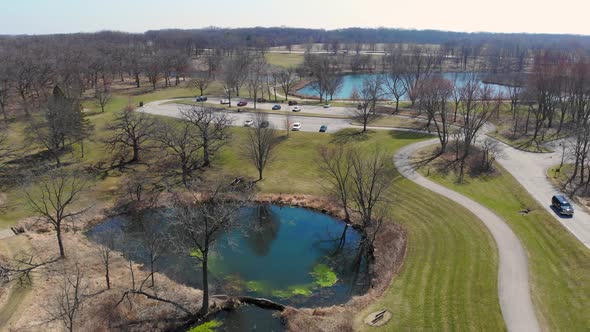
[552,195,574,216]
[237,101,248,107]
[195,96,207,102]
[272,104,281,110]
[256,97,267,103]
[260,120,270,128]
[319,125,328,132]
[288,100,298,106]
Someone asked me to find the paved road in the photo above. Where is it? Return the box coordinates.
[141,99,358,133]
[394,139,541,332]
[197,96,356,117]
[494,139,590,248]
[0,229,13,240]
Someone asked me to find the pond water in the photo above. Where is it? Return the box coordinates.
[296,72,511,100]
[88,205,369,318]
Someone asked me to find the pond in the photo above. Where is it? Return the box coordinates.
[296,72,512,100]
[88,205,370,330]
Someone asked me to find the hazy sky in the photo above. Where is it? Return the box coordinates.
[1,0,589,35]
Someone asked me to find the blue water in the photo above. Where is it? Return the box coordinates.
[297,72,511,100]
[87,205,369,308]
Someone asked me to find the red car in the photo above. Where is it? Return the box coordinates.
[288,100,298,106]
[237,101,248,107]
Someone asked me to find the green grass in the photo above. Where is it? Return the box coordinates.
[265,53,304,68]
[418,152,590,331]
[0,236,33,330]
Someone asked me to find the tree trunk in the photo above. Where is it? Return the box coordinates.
[200,252,209,315]
[105,258,111,290]
[56,226,65,258]
[132,144,139,162]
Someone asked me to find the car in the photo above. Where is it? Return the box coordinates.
[288,100,298,106]
[552,195,574,216]
[272,104,281,110]
[195,96,208,102]
[256,97,267,103]
[237,101,248,107]
[220,99,230,105]
[244,119,254,127]
[260,120,270,128]
[319,125,328,132]
[292,122,302,131]
[323,104,331,108]
[292,106,302,112]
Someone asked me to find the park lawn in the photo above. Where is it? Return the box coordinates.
[417,152,590,331]
[265,52,304,68]
[2,85,505,331]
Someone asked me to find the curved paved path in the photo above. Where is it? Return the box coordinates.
[394,139,541,332]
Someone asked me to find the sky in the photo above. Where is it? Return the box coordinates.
[1,0,589,36]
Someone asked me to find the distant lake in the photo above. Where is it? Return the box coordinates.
[297,72,511,100]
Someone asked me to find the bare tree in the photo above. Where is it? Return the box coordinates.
[153,119,202,186]
[383,62,407,113]
[95,228,120,290]
[283,111,293,138]
[95,88,111,113]
[24,169,89,258]
[46,263,89,332]
[317,144,352,222]
[276,67,297,101]
[417,77,453,152]
[191,72,212,96]
[105,106,156,165]
[243,112,280,181]
[167,179,254,315]
[182,106,232,168]
[401,47,438,106]
[351,76,383,132]
[247,55,268,109]
[0,63,11,123]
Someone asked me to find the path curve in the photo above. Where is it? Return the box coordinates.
[394,139,541,332]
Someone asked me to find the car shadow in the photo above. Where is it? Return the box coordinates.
[549,205,574,219]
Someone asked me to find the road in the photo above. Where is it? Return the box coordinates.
[394,139,541,332]
[140,99,357,132]
[495,139,590,248]
[200,96,356,117]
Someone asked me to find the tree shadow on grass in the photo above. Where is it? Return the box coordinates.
[331,129,374,144]
[388,130,431,140]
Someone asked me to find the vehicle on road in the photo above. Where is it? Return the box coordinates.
[288,100,298,106]
[319,125,328,132]
[244,119,254,127]
[292,122,302,131]
[552,195,574,216]
[256,97,267,103]
[237,101,248,107]
[292,106,302,112]
[220,99,230,105]
[272,104,281,110]
[195,96,208,102]
[260,120,270,128]
[323,104,331,108]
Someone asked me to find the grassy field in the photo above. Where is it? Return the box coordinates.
[1,85,506,331]
[0,236,33,330]
[265,53,304,68]
[417,150,590,331]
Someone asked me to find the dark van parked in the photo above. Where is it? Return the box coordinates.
[552,195,574,216]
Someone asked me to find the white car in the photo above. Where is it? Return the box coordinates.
[244,119,254,127]
[292,122,302,131]
[323,104,331,108]
[220,99,230,105]
[292,106,302,112]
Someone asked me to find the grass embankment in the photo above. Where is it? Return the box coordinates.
[417,150,590,331]
[2,84,504,330]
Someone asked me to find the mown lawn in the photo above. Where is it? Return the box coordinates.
[265,53,304,68]
[418,151,590,331]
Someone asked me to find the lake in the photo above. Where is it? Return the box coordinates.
[296,72,511,100]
